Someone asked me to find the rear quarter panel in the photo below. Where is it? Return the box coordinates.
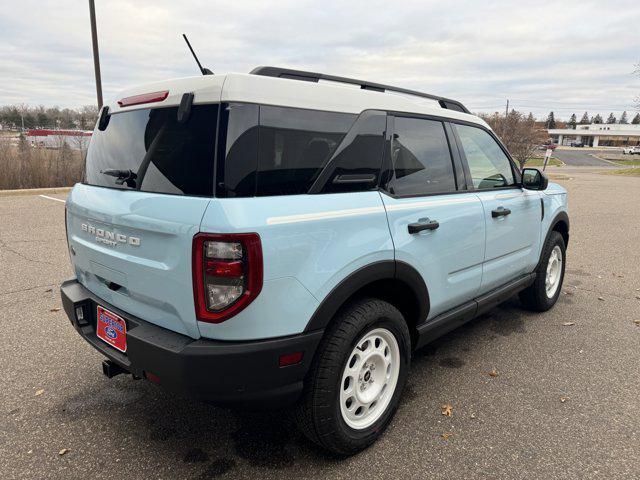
[198,191,393,340]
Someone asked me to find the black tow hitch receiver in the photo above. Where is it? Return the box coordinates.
[102,360,127,379]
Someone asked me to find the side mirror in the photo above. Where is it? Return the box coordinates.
[522,168,548,190]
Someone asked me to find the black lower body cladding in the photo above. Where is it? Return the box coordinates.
[60,279,323,408]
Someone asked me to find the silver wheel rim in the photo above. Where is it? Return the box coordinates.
[339,328,400,430]
[545,245,563,298]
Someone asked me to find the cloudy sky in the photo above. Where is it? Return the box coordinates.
[1,0,639,120]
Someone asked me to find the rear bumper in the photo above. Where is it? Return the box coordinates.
[61,278,323,408]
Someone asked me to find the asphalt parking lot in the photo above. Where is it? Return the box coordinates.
[1,167,639,479]
[552,149,617,167]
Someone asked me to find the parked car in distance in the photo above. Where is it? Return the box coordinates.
[570,141,584,147]
[539,143,557,150]
[61,67,569,455]
[622,146,640,155]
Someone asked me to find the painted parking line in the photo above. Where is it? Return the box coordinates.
[39,194,66,203]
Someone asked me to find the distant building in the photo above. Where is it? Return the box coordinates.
[548,123,640,147]
[26,129,92,150]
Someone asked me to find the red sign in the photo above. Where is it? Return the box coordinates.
[96,306,127,353]
[26,129,92,137]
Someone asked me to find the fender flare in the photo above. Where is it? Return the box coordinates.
[547,210,570,246]
[536,210,569,270]
[303,260,430,332]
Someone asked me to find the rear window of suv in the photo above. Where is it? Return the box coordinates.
[85,104,219,196]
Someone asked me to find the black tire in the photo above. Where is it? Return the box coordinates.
[295,298,411,455]
[519,231,566,311]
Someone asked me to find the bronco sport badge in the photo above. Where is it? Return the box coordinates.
[81,223,140,247]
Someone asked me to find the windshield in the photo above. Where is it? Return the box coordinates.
[85,104,219,196]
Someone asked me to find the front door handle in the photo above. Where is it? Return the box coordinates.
[408,220,440,234]
[492,207,511,218]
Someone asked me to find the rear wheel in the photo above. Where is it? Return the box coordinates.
[339,327,401,430]
[520,231,566,311]
[295,298,411,455]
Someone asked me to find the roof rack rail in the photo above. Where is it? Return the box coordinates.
[250,66,470,114]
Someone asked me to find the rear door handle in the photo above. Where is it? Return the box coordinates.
[492,207,511,218]
[408,220,440,234]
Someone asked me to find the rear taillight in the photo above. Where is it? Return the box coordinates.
[192,233,263,323]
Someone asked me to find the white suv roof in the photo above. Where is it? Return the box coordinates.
[110,68,489,129]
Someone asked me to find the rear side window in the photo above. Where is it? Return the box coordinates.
[311,112,386,194]
[256,106,356,196]
[388,117,456,196]
[216,103,259,197]
[454,124,516,189]
[85,105,218,196]
[216,105,384,197]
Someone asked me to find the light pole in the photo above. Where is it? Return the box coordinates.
[89,0,103,109]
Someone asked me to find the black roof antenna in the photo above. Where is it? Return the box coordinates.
[182,34,213,75]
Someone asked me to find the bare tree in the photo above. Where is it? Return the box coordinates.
[70,134,90,154]
[0,104,99,130]
[479,110,544,170]
[79,105,99,130]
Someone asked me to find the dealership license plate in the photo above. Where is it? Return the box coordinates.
[96,306,127,353]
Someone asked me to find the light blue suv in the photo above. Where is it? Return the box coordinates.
[61,67,569,455]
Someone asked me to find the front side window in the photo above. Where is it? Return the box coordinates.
[454,124,516,189]
[387,116,456,196]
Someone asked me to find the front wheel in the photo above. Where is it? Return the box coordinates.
[519,231,566,311]
[295,298,411,455]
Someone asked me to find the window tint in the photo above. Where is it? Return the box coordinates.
[85,105,218,196]
[312,112,386,193]
[216,103,259,197]
[388,117,456,196]
[454,124,515,189]
[256,106,356,196]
